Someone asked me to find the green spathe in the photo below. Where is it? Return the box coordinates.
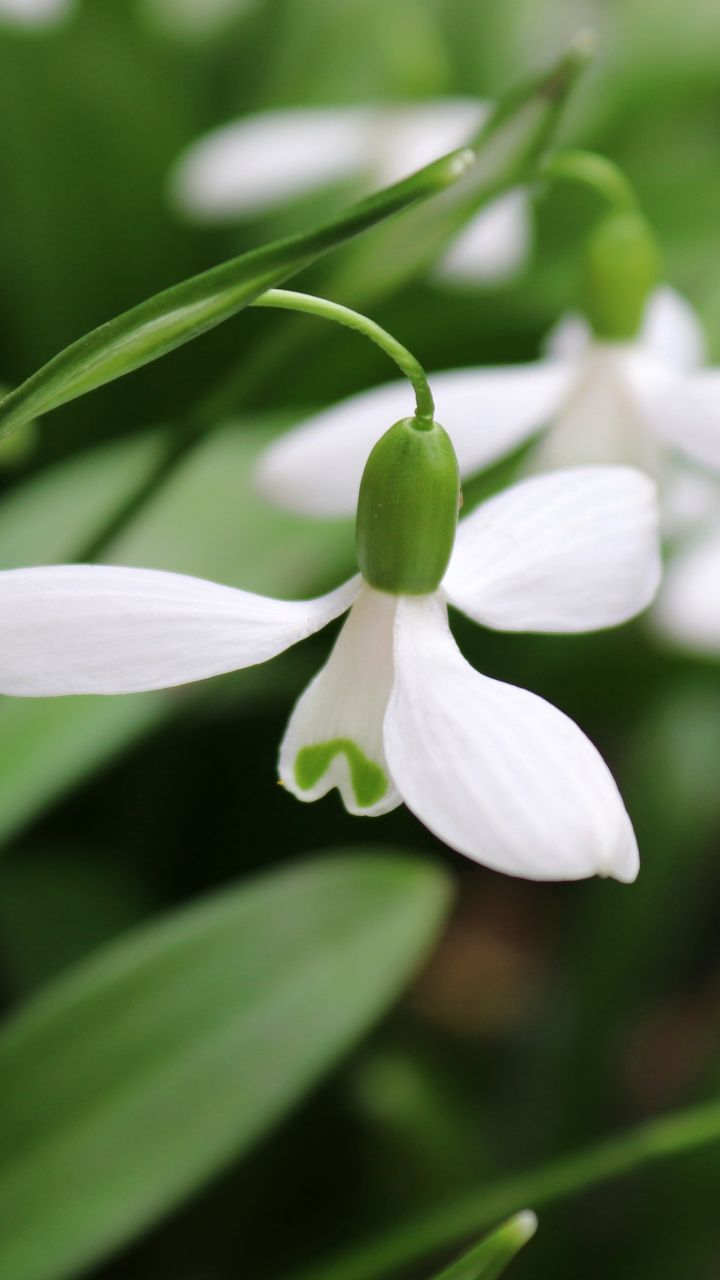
[356,417,460,595]
[582,210,661,341]
[296,739,388,808]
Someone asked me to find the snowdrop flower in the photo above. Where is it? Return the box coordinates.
[170,101,531,285]
[0,0,74,25]
[256,283,720,523]
[143,0,257,40]
[0,414,659,882]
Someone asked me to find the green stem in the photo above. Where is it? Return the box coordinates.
[252,290,434,424]
[289,1096,720,1280]
[540,149,639,214]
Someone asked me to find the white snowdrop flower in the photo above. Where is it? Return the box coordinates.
[0,436,660,883]
[143,0,257,40]
[0,0,74,25]
[169,101,532,286]
[255,285,720,525]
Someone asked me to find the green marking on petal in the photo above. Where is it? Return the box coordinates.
[295,739,388,809]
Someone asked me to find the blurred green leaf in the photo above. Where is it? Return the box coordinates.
[431,1213,537,1280]
[0,147,473,437]
[0,850,451,1280]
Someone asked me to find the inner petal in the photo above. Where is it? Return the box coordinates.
[279,586,401,817]
[530,347,663,475]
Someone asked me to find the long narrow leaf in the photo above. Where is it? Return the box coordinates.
[431,1214,538,1280]
[0,151,472,437]
[0,37,593,438]
[0,851,451,1280]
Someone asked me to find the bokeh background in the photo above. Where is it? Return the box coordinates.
[1,1,720,1277]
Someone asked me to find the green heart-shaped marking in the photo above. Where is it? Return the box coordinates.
[295,739,388,809]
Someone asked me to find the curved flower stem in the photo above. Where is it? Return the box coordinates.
[540,149,639,213]
[252,289,435,425]
[289,1095,720,1280]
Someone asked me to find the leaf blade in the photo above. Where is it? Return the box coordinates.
[0,851,451,1280]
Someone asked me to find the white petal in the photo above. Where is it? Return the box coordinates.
[652,526,720,653]
[0,0,73,23]
[639,286,706,370]
[444,467,661,633]
[0,565,360,695]
[170,107,373,220]
[373,100,490,186]
[384,595,639,882]
[640,370,720,473]
[543,311,592,362]
[279,586,401,816]
[435,189,532,285]
[255,364,569,517]
[531,348,663,473]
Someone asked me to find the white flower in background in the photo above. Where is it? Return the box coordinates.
[256,286,720,523]
[170,101,532,286]
[0,0,74,25]
[143,0,257,40]
[0,467,659,882]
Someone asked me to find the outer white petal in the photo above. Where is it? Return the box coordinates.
[384,595,639,882]
[443,467,661,633]
[0,0,73,24]
[373,100,490,186]
[170,107,374,220]
[435,190,532,285]
[0,565,360,695]
[652,526,720,653]
[639,286,706,370]
[255,364,570,517]
[638,370,720,474]
[279,586,401,816]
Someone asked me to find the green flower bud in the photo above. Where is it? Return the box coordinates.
[582,210,661,341]
[355,416,460,595]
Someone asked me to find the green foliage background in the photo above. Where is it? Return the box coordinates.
[1,1,720,1277]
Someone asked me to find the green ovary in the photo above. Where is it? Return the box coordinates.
[295,739,388,809]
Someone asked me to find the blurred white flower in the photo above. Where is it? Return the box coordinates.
[143,0,257,40]
[0,0,74,26]
[256,286,719,522]
[169,101,532,285]
[0,468,659,882]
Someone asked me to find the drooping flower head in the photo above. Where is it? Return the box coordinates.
[0,408,660,882]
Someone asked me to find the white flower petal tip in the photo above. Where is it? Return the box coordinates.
[435,190,532,286]
[640,286,706,370]
[384,595,640,883]
[254,363,568,518]
[444,467,662,634]
[651,529,720,655]
[169,107,372,221]
[280,588,401,816]
[0,565,361,696]
[0,0,74,25]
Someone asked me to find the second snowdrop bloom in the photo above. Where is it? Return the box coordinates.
[0,416,659,883]
[256,283,720,524]
[0,0,74,25]
[170,100,531,286]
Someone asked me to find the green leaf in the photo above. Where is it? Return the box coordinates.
[0,148,473,438]
[0,37,593,438]
[329,34,595,303]
[431,1214,538,1280]
[0,851,451,1280]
